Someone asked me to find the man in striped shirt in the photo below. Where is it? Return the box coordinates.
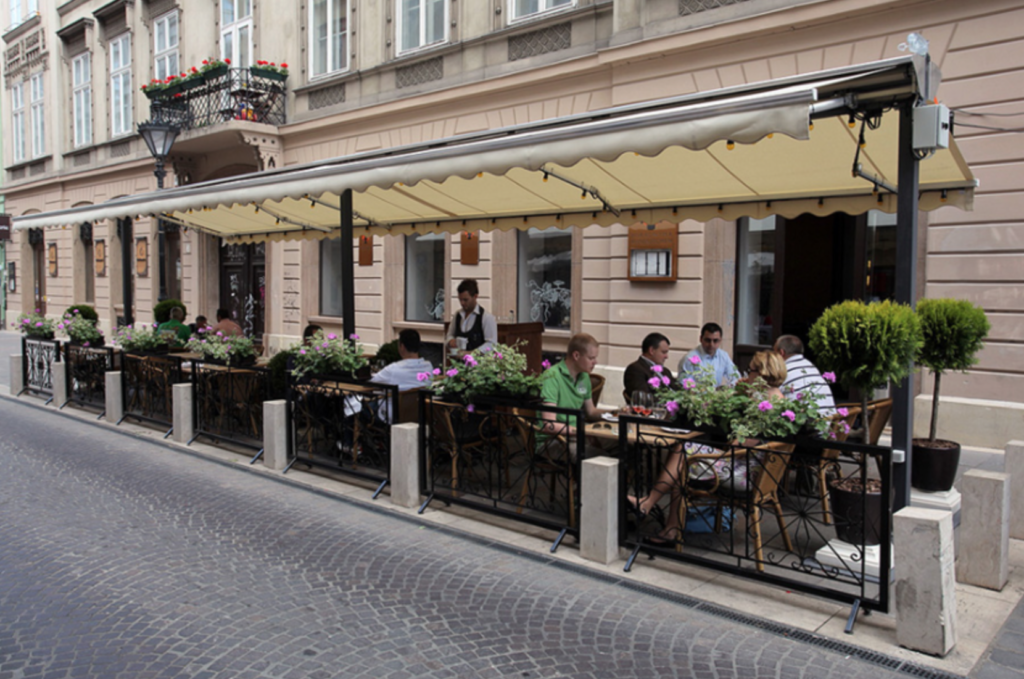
[773,335,836,416]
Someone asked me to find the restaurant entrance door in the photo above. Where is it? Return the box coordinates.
[219,242,265,340]
[733,211,897,371]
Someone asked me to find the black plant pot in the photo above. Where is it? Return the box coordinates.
[829,478,883,546]
[911,439,961,492]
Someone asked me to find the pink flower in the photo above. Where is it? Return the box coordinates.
[349,334,359,340]
[837,407,849,417]
[217,331,224,337]
[794,392,804,400]
[665,401,680,414]
[689,355,701,365]
[35,321,43,327]
[842,422,851,434]
[417,372,430,382]
[758,400,773,412]
[432,368,442,376]
[782,410,795,422]
[446,369,459,378]
[495,352,504,360]
[660,376,670,386]
[322,342,329,348]
[83,341,90,347]
[648,377,662,388]
[299,349,306,355]
[466,404,475,413]
[327,333,337,340]
[823,372,836,383]
[542,359,551,369]
[828,431,837,440]
[651,365,663,374]
[463,355,478,367]
[682,378,696,390]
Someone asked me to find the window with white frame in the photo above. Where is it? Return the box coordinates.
[153,11,180,82]
[11,83,26,164]
[396,0,446,54]
[9,0,39,27]
[509,0,572,21]
[221,0,253,68]
[320,237,345,317]
[72,53,92,148]
[405,233,446,323]
[517,227,573,329]
[29,73,44,158]
[110,33,132,137]
[310,0,348,77]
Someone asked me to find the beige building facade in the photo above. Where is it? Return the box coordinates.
[3,0,1023,441]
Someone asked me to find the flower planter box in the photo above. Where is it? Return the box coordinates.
[181,77,204,92]
[203,65,229,81]
[250,67,287,82]
[143,88,166,100]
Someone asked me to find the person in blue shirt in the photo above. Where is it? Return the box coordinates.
[677,322,737,386]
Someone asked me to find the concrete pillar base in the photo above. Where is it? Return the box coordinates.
[10,354,24,396]
[390,423,420,508]
[957,470,1010,591]
[581,457,619,565]
[894,507,957,657]
[105,371,123,424]
[263,400,289,471]
[911,487,962,528]
[172,383,194,444]
[52,362,69,407]
[814,540,892,581]
[1007,441,1024,540]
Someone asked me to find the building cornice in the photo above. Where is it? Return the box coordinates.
[3,14,41,45]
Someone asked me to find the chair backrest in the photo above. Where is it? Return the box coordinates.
[397,388,423,424]
[589,373,606,405]
[429,401,460,448]
[622,389,631,405]
[865,398,893,446]
[750,442,796,501]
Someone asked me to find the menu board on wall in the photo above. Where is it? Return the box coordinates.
[135,238,148,278]
[95,240,107,277]
[47,243,58,277]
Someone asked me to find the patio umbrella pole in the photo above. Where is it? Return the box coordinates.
[340,189,356,341]
[891,100,920,512]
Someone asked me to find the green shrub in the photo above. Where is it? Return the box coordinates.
[267,348,296,399]
[64,304,98,321]
[376,339,401,367]
[153,299,187,324]
[916,298,990,441]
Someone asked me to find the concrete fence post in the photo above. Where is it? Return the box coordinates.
[263,400,289,471]
[958,470,1010,590]
[1007,441,1024,541]
[581,457,619,565]
[10,354,24,396]
[390,423,421,508]
[52,362,69,407]
[894,506,957,657]
[172,383,195,444]
[105,371,123,424]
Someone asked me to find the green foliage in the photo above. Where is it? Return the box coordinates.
[375,339,401,367]
[57,310,103,344]
[14,309,55,338]
[433,343,543,403]
[153,299,187,324]
[290,330,368,378]
[808,300,922,392]
[114,324,171,352]
[64,305,98,322]
[916,298,990,375]
[185,329,256,366]
[267,348,297,398]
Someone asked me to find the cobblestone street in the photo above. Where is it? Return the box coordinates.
[0,397,944,679]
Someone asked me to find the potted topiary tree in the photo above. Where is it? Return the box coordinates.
[911,298,990,492]
[809,300,922,546]
[153,299,188,325]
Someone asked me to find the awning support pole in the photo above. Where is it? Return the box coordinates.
[340,189,356,341]
[892,101,919,512]
[119,217,134,328]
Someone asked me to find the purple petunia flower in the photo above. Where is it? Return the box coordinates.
[682,378,696,390]
[837,407,849,417]
[758,400,773,412]
[661,376,670,386]
[781,410,795,422]
[689,355,701,365]
[417,372,430,382]
[327,333,337,340]
[299,349,306,355]
[823,372,836,383]
[322,341,329,348]
[651,365,663,374]
[648,377,662,388]
[432,368,442,376]
[463,355,478,367]
[466,405,475,413]
[665,401,680,414]
[446,368,459,378]
[350,334,359,340]
[495,352,503,360]
[35,321,43,327]
[542,360,551,369]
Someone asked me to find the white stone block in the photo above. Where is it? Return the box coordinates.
[580,457,619,565]
[105,371,123,424]
[52,361,68,407]
[894,507,957,657]
[910,487,961,528]
[172,383,194,444]
[814,540,891,581]
[10,354,24,396]
[390,423,421,508]
[957,470,1010,591]
[1007,441,1024,541]
[263,400,289,471]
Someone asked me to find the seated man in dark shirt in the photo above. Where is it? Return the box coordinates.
[623,332,674,402]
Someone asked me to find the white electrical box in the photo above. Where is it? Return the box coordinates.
[913,104,950,151]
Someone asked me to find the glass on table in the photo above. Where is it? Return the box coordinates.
[630,391,653,418]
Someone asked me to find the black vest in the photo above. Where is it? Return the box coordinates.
[455,306,487,351]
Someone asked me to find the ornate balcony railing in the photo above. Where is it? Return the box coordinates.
[21,336,61,402]
[191,361,272,452]
[147,67,286,131]
[63,343,120,414]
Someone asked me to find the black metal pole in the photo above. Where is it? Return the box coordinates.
[891,101,919,511]
[340,188,356,340]
[119,217,134,328]
[155,158,167,302]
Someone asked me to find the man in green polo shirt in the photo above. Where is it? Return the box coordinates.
[538,333,605,458]
[157,307,192,347]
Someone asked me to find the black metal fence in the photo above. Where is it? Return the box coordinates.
[149,67,286,130]
[418,393,586,549]
[286,374,399,496]
[21,336,62,402]
[190,361,272,451]
[619,415,892,617]
[120,353,189,435]
[62,344,120,414]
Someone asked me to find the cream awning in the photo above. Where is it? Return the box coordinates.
[13,56,975,241]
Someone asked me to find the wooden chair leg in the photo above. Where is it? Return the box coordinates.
[751,505,765,573]
[818,465,832,524]
[770,496,794,552]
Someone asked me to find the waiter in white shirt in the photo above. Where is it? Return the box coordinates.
[446,278,498,353]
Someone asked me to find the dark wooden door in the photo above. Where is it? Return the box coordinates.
[219,243,266,340]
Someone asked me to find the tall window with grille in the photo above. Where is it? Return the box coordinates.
[396,0,446,54]
[405,233,445,323]
[221,0,253,68]
[11,82,26,164]
[518,227,573,329]
[153,11,180,81]
[72,53,92,148]
[110,33,132,137]
[29,73,44,158]
[509,0,572,21]
[320,238,345,317]
[310,0,347,78]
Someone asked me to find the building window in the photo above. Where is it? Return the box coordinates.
[319,237,345,317]
[72,53,92,148]
[29,73,44,158]
[221,0,253,68]
[11,83,25,164]
[405,233,445,323]
[310,0,347,78]
[396,0,446,54]
[518,227,572,329]
[9,0,39,27]
[509,0,572,21]
[735,216,777,346]
[110,33,132,137]
[153,11,180,82]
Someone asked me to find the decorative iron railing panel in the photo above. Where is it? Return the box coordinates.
[419,393,585,540]
[120,353,188,431]
[148,68,286,130]
[619,415,892,614]
[286,375,399,487]
[192,362,272,450]
[21,336,62,399]
[63,344,119,411]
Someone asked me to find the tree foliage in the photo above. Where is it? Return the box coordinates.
[916,298,990,375]
[153,299,188,324]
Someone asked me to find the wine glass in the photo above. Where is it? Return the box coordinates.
[631,391,652,418]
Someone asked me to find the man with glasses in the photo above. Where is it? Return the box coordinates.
[678,322,737,386]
